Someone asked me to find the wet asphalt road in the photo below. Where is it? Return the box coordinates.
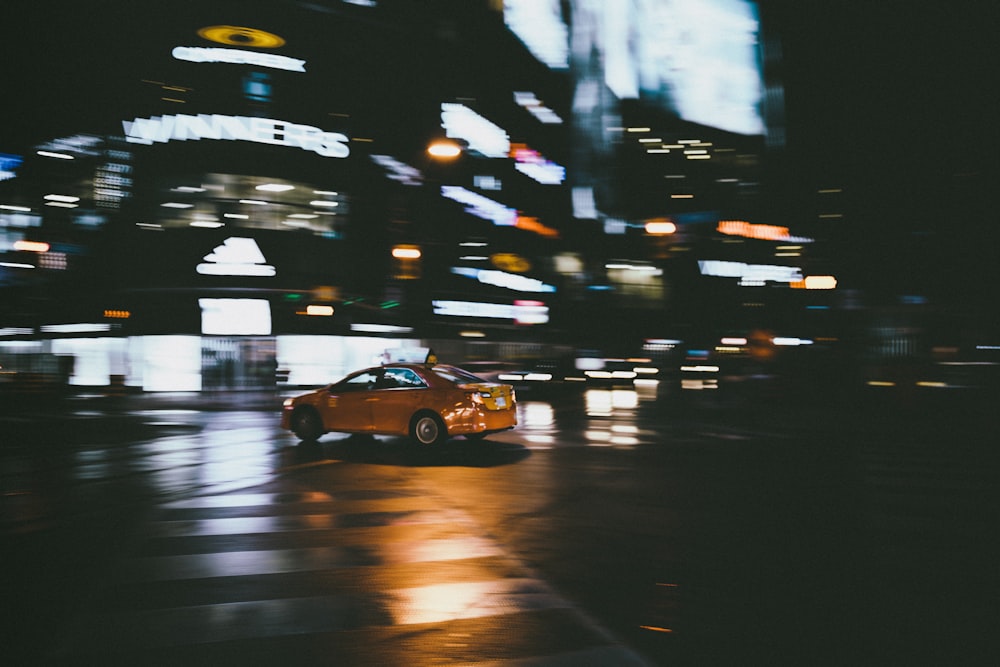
[2,386,998,665]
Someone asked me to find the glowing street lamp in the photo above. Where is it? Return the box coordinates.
[426,139,462,159]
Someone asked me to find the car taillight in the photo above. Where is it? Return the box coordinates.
[466,391,487,404]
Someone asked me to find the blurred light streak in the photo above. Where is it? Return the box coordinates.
[40,323,111,333]
[682,379,718,390]
[351,324,413,334]
[645,220,676,234]
[37,151,74,159]
[518,402,554,428]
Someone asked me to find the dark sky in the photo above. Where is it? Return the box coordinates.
[2,1,996,212]
[778,2,998,176]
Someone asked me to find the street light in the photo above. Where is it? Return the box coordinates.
[426,139,462,159]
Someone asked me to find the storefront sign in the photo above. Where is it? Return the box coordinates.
[197,237,276,276]
[172,46,306,72]
[123,114,349,158]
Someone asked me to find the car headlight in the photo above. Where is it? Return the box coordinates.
[283,398,294,407]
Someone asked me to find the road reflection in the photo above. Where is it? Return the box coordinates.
[3,386,667,525]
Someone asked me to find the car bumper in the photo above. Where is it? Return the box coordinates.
[447,407,517,436]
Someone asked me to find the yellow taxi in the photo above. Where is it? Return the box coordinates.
[281,360,517,445]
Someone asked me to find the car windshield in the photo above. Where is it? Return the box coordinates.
[431,365,491,384]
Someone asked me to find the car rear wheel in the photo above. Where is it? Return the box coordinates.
[410,412,446,446]
[291,408,323,441]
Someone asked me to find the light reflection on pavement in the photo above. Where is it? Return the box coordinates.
[2,388,667,531]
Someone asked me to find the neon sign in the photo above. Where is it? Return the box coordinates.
[172,46,306,72]
[122,114,349,158]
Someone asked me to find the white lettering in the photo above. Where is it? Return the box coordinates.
[317,132,350,158]
[122,114,349,158]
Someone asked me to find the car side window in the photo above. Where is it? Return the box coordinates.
[384,368,427,389]
[335,370,379,392]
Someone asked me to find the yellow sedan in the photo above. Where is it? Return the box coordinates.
[281,363,517,445]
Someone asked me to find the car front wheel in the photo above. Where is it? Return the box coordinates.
[410,412,446,446]
[291,408,323,441]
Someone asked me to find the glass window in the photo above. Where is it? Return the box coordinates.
[384,367,427,388]
[431,365,487,384]
[334,370,379,391]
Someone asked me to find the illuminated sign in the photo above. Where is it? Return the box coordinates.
[197,26,285,48]
[197,237,276,276]
[432,300,549,324]
[200,298,272,335]
[717,220,813,242]
[698,259,802,286]
[0,153,22,181]
[172,46,306,72]
[440,186,517,226]
[491,253,531,273]
[452,267,556,293]
[511,145,565,184]
[440,103,510,158]
[503,0,570,69]
[122,114,349,158]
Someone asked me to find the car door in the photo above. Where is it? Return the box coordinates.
[369,367,429,435]
[321,369,378,432]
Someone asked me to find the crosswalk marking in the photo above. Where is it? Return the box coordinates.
[52,479,650,665]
